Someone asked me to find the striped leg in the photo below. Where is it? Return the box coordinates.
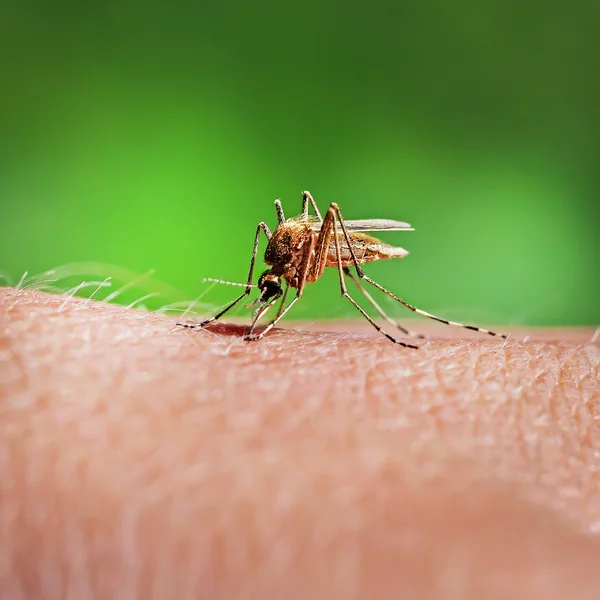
[301,191,323,221]
[244,231,317,341]
[343,267,425,339]
[271,281,289,323]
[360,276,506,338]
[327,207,418,349]
[274,199,285,223]
[178,221,272,330]
[331,203,507,340]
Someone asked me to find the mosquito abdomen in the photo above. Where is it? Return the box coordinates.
[326,233,409,267]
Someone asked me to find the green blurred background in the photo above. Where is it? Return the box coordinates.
[1,1,598,325]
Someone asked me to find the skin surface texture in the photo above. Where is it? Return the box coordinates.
[1,287,600,599]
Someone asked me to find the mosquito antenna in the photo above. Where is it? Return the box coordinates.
[201,277,258,289]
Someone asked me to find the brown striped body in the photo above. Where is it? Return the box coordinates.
[264,218,408,288]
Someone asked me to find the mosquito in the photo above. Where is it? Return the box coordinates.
[178,191,506,347]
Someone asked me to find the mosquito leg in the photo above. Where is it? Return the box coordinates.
[177,222,272,330]
[326,207,418,349]
[331,203,506,340]
[301,191,323,221]
[271,281,289,323]
[274,199,285,223]
[245,232,316,341]
[361,276,506,338]
[244,292,282,339]
[343,267,426,339]
[245,295,301,341]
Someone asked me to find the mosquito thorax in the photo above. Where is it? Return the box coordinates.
[264,220,309,268]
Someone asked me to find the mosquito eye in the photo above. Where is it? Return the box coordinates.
[258,277,281,301]
[257,270,270,289]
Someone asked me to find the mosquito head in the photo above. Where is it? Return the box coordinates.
[257,270,282,303]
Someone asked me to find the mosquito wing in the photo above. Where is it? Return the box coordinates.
[344,219,413,232]
[307,217,413,232]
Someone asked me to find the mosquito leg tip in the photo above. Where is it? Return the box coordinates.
[177,320,213,330]
[398,340,419,349]
[488,330,507,339]
[383,333,418,349]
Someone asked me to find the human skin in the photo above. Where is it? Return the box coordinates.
[1,287,600,599]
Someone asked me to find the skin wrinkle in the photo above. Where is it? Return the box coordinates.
[1,287,600,598]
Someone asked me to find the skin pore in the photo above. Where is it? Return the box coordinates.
[1,287,600,598]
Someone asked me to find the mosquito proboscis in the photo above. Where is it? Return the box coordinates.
[178,191,507,347]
